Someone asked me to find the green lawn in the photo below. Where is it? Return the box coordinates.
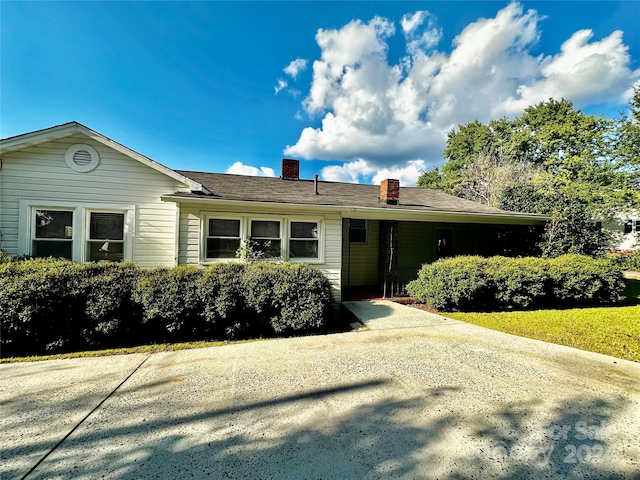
[444,275,640,362]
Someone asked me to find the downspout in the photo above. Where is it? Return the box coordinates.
[347,218,352,301]
[389,222,394,298]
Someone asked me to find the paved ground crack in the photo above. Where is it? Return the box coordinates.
[21,356,150,480]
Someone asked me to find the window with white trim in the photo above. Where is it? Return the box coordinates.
[289,221,319,259]
[201,214,324,263]
[206,218,242,259]
[626,219,640,234]
[87,212,125,262]
[250,220,282,258]
[32,209,74,260]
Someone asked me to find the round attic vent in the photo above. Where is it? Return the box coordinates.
[72,150,92,166]
[65,144,99,172]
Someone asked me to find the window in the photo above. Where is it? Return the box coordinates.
[250,220,281,258]
[624,220,633,234]
[206,218,241,259]
[200,214,324,264]
[349,219,367,243]
[87,212,125,262]
[436,229,453,259]
[289,221,319,259]
[32,209,73,259]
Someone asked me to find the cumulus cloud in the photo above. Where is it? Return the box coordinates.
[284,2,640,176]
[320,159,426,186]
[226,162,276,177]
[321,159,376,183]
[371,160,426,186]
[284,58,308,79]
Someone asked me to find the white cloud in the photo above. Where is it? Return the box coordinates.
[226,162,276,177]
[321,159,376,183]
[371,160,426,186]
[284,58,308,79]
[499,29,639,114]
[284,2,640,174]
[320,158,425,186]
[401,11,442,54]
[274,78,288,95]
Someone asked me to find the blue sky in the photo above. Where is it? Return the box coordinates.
[2,1,639,185]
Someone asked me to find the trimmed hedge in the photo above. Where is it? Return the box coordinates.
[1,260,333,357]
[407,254,624,312]
[0,260,141,355]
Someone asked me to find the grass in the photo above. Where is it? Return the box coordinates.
[443,275,640,363]
[444,305,640,362]
[0,340,258,364]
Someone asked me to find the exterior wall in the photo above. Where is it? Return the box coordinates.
[341,219,379,286]
[0,133,186,267]
[343,221,528,290]
[604,215,640,251]
[178,201,342,302]
[397,221,435,284]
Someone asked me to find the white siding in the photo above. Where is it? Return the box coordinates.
[178,202,342,302]
[0,133,187,267]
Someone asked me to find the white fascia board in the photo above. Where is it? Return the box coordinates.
[0,122,79,153]
[161,195,550,224]
[0,122,210,194]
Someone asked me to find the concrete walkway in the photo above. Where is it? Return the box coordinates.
[343,300,463,330]
[2,302,640,479]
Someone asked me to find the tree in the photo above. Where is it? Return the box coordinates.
[500,184,613,257]
[418,96,640,256]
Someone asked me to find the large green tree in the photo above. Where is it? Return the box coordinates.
[417,97,640,256]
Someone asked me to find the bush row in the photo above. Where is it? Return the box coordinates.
[0,259,333,357]
[407,254,624,312]
[608,250,640,271]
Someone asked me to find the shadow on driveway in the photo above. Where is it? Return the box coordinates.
[9,377,637,479]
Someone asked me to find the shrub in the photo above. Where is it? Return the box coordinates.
[609,251,640,271]
[407,256,489,311]
[198,263,250,338]
[484,256,547,309]
[0,251,11,264]
[133,266,204,342]
[0,260,140,356]
[408,254,624,312]
[1,259,334,357]
[243,263,334,333]
[547,254,624,306]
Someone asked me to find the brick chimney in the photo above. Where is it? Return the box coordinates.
[281,158,300,180]
[380,179,400,205]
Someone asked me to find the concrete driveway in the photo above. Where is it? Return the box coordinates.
[2,301,639,479]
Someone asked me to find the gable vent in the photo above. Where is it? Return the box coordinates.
[65,144,100,172]
[73,150,93,166]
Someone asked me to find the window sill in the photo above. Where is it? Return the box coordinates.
[201,258,324,265]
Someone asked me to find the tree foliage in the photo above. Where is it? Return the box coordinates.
[417,96,640,256]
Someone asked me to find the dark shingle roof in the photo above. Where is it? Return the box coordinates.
[169,171,544,219]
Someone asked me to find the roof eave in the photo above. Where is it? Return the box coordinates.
[0,122,210,194]
[161,194,550,224]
